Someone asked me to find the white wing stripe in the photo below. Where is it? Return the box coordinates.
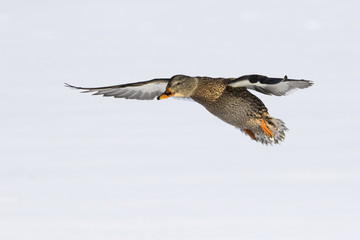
[228,75,312,96]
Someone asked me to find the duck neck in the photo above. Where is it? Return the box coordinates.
[191,78,227,103]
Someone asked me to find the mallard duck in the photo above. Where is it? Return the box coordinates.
[66,74,312,144]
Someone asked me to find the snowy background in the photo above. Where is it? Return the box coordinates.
[1,0,360,239]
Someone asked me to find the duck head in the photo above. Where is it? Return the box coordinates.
[157,75,198,100]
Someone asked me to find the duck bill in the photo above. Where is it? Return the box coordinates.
[157,88,174,100]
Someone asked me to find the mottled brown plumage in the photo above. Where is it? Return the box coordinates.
[66,74,313,145]
[189,77,286,144]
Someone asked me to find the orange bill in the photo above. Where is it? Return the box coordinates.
[157,88,174,100]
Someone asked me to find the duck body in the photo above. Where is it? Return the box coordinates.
[66,74,312,145]
[190,77,286,144]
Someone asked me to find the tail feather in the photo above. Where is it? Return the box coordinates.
[244,117,288,145]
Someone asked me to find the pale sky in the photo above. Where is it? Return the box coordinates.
[1,0,360,239]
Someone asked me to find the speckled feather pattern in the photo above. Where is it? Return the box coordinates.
[191,77,287,144]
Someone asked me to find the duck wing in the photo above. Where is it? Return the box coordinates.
[65,78,169,100]
[227,74,313,96]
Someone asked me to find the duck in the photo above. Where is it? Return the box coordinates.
[65,74,313,145]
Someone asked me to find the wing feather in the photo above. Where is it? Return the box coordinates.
[228,74,313,96]
[65,78,169,100]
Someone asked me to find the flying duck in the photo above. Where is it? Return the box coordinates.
[66,74,312,144]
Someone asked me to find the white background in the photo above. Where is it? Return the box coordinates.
[1,0,359,239]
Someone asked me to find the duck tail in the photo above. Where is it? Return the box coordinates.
[268,117,288,144]
[250,117,288,145]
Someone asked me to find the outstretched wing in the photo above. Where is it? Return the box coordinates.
[228,74,313,96]
[65,78,169,100]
